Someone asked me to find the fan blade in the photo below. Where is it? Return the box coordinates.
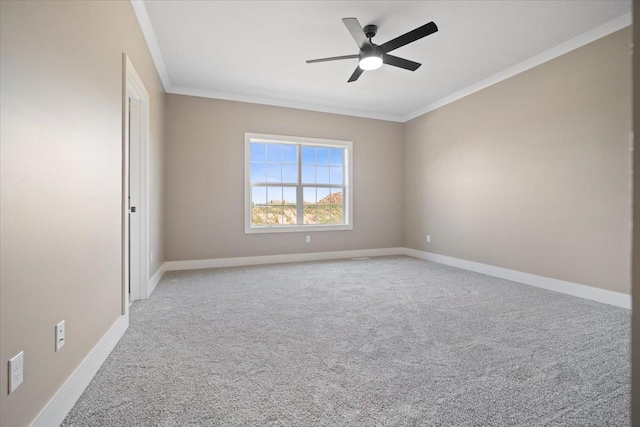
[342,17,372,51]
[306,54,359,64]
[348,66,364,82]
[382,54,421,71]
[380,21,438,53]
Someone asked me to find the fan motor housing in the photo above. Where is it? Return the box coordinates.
[363,24,378,39]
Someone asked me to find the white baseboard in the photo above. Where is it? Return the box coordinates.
[146,265,166,298]
[163,247,405,272]
[162,247,630,309]
[30,315,129,427]
[403,248,631,309]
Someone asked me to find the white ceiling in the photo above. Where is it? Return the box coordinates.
[135,1,631,122]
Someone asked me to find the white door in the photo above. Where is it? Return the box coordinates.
[128,96,142,302]
[122,54,149,313]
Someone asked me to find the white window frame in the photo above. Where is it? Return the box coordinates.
[244,133,353,234]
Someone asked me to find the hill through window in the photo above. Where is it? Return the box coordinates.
[245,133,353,233]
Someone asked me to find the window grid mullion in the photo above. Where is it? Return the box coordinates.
[296,145,303,225]
[251,183,298,187]
[299,184,343,189]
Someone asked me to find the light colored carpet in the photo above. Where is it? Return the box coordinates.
[63,256,630,426]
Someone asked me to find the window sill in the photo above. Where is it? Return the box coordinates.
[245,224,353,234]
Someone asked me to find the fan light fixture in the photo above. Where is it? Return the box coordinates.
[359,54,383,71]
[306,18,438,82]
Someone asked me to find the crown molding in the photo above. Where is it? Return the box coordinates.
[130,0,171,90]
[401,12,632,122]
[130,1,630,124]
[167,85,403,122]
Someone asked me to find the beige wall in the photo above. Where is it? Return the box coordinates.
[0,1,165,426]
[165,95,404,261]
[631,6,639,426]
[404,28,632,294]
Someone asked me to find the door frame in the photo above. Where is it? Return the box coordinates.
[122,54,150,315]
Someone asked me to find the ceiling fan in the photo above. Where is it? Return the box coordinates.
[306,17,438,82]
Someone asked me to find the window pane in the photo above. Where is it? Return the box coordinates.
[330,205,343,223]
[303,205,317,224]
[250,143,266,162]
[303,187,316,204]
[282,165,297,183]
[251,186,267,205]
[267,186,282,205]
[282,145,297,164]
[267,144,282,163]
[250,163,266,183]
[266,206,283,225]
[332,188,344,203]
[316,148,330,165]
[330,148,343,166]
[317,187,330,204]
[251,206,267,226]
[316,166,329,184]
[266,164,281,183]
[283,205,297,224]
[317,205,331,224]
[329,189,344,224]
[301,146,316,165]
[329,166,343,185]
[302,165,315,183]
[283,187,296,204]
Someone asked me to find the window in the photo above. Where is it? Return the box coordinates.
[245,133,353,233]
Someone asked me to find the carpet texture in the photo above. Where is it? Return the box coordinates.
[62,256,630,426]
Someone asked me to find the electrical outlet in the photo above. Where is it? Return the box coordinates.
[9,351,23,394]
[427,235,431,243]
[55,320,65,351]
[306,235,311,243]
